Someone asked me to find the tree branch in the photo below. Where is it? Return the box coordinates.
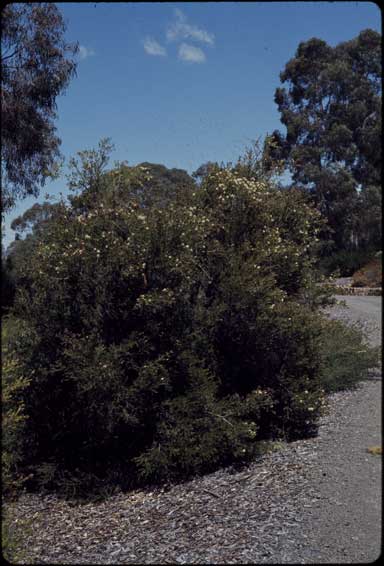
[1,48,22,63]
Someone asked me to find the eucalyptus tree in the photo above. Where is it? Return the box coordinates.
[273,29,381,252]
[1,3,78,212]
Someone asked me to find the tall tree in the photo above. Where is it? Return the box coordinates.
[192,161,219,185]
[1,3,78,212]
[273,29,381,252]
[132,162,196,207]
[67,138,197,212]
[3,200,61,311]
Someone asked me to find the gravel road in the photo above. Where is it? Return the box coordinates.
[271,384,382,564]
[279,294,382,563]
[328,295,382,347]
[5,296,382,564]
[333,295,382,325]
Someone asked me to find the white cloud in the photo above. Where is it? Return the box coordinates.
[167,8,214,46]
[143,37,167,56]
[174,8,186,22]
[78,45,95,60]
[178,43,206,64]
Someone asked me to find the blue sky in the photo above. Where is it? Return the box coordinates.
[2,1,381,248]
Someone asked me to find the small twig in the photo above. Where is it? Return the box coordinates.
[202,488,221,498]
[167,504,184,517]
[208,412,234,427]
[229,473,253,483]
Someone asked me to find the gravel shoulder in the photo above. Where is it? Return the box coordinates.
[328,295,382,347]
[272,381,382,564]
[4,298,382,564]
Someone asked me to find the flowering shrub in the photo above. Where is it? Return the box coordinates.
[2,317,32,496]
[319,318,380,392]
[7,158,366,493]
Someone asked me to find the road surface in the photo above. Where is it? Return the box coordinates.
[332,295,382,347]
[334,295,382,324]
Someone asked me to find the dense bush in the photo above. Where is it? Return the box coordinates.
[3,156,377,496]
[319,317,380,392]
[318,247,377,277]
[2,317,32,496]
[1,257,15,313]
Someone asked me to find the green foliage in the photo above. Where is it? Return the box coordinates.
[318,248,376,277]
[10,201,61,237]
[2,508,20,563]
[319,318,380,393]
[134,353,276,483]
[1,251,15,313]
[2,316,32,496]
[193,136,287,190]
[232,136,287,184]
[1,3,78,212]
[67,138,116,204]
[129,162,196,208]
[5,140,376,497]
[3,201,62,312]
[67,139,196,213]
[192,161,220,184]
[2,506,34,563]
[274,29,382,257]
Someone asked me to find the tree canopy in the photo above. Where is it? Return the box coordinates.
[4,142,197,313]
[1,3,78,212]
[273,29,381,253]
[66,138,197,212]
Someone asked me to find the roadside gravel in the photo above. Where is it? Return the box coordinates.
[5,298,382,564]
[326,295,382,347]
